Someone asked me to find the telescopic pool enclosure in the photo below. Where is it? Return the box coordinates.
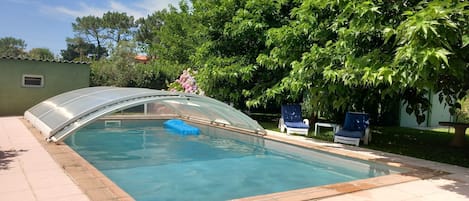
[24,87,265,142]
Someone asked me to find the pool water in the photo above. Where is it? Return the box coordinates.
[65,121,399,201]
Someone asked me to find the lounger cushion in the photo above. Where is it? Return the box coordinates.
[284,121,309,129]
[281,104,303,122]
[343,112,369,131]
[335,130,363,138]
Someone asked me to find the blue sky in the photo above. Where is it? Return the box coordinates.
[0,0,180,55]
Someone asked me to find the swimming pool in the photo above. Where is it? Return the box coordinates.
[65,119,402,201]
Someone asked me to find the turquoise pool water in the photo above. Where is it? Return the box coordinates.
[65,120,400,201]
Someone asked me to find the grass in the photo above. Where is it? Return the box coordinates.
[255,116,469,168]
[431,127,469,135]
[366,127,469,167]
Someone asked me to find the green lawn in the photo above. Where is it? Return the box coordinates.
[255,117,469,168]
[431,127,469,135]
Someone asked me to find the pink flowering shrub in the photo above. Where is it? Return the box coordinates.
[168,68,204,95]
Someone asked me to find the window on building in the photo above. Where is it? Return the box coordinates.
[22,74,44,87]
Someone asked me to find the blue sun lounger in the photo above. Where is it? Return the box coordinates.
[278,104,310,135]
[334,112,370,146]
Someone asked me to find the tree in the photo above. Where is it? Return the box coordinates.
[90,40,157,88]
[135,14,164,48]
[61,37,107,61]
[192,0,297,108]
[390,1,469,120]
[249,0,469,124]
[0,37,26,57]
[102,11,136,43]
[72,12,137,58]
[136,1,205,87]
[28,48,54,60]
[150,2,203,65]
[173,0,468,125]
[72,16,106,59]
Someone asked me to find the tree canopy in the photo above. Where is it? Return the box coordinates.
[62,0,469,124]
[71,11,136,59]
[102,11,136,43]
[0,37,54,60]
[191,0,298,108]
[61,37,107,61]
[90,40,149,87]
[136,1,205,87]
[0,36,27,57]
[72,16,105,58]
[28,48,54,60]
[162,0,468,124]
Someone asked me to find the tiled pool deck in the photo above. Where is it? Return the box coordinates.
[1,116,469,201]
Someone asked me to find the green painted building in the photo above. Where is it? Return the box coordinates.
[0,56,90,116]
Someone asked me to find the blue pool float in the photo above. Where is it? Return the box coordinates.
[163,119,200,135]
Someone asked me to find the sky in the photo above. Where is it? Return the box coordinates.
[0,0,180,55]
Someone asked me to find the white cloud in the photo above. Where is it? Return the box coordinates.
[52,2,106,18]
[135,0,177,13]
[109,0,146,19]
[46,0,179,19]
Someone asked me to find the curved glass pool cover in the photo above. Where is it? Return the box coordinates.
[24,87,265,142]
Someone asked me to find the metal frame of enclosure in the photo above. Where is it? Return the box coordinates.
[24,87,265,142]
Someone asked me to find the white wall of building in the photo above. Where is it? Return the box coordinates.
[400,92,453,127]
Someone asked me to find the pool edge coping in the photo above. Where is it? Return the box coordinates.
[21,118,135,201]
